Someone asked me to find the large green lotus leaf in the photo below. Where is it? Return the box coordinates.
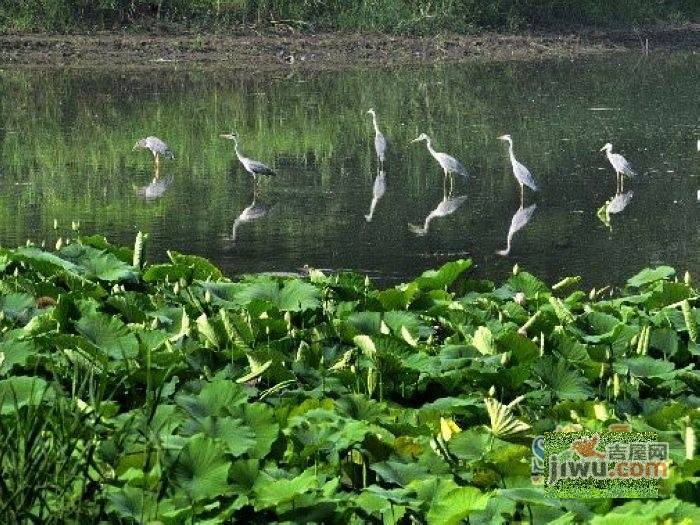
[253,468,318,510]
[411,259,472,291]
[240,402,279,459]
[176,380,248,419]
[469,495,518,525]
[472,326,496,355]
[588,498,686,524]
[626,266,675,288]
[277,279,320,312]
[497,488,561,507]
[371,460,430,487]
[646,282,690,309]
[106,485,157,521]
[171,434,231,501]
[532,358,593,401]
[649,328,679,357]
[383,310,426,339]
[347,311,382,334]
[0,376,53,414]
[78,235,134,264]
[75,312,139,360]
[181,416,255,457]
[229,458,260,492]
[0,292,35,322]
[505,271,550,298]
[0,335,35,374]
[409,477,490,525]
[12,246,79,276]
[168,251,224,281]
[59,243,137,282]
[142,263,189,283]
[448,429,490,461]
[614,356,676,378]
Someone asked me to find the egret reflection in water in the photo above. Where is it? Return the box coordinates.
[496,203,537,256]
[365,169,386,222]
[229,196,271,242]
[597,190,634,230]
[134,174,174,202]
[408,193,467,236]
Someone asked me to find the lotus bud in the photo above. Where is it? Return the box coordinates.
[40,240,45,248]
[204,289,212,303]
[613,373,620,398]
[570,409,580,422]
[55,237,63,251]
[685,425,696,460]
[488,385,496,397]
[53,218,58,230]
[13,267,19,277]
[514,292,525,305]
[71,220,80,231]
[179,278,187,288]
[173,282,180,294]
[367,367,379,397]
[26,239,31,247]
[284,311,292,330]
[540,332,545,355]
[500,352,510,366]
[151,318,159,329]
[512,263,520,275]
[365,276,371,287]
[133,231,145,268]
[350,364,356,374]
[589,288,596,300]
[265,326,270,336]
[111,284,120,294]
[599,363,606,379]
[685,271,692,286]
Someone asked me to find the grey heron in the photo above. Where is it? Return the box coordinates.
[598,190,634,230]
[367,108,387,165]
[134,174,173,202]
[230,197,270,242]
[409,194,467,236]
[498,135,538,205]
[411,133,469,194]
[600,143,636,193]
[496,203,537,256]
[133,136,174,170]
[220,133,276,192]
[365,169,386,222]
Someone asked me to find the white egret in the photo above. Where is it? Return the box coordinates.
[600,143,636,193]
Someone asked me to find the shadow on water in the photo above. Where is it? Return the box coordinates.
[0,54,697,286]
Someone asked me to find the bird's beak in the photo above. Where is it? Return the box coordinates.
[410,137,421,143]
[599,146,606,152]
[220,133,234,140]
[497,135,507,140]
[132,144,139,151]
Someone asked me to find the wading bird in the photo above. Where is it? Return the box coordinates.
[133,136,174,171]
[409,194,467,236]
[498,135,538,205]
[230,197,270,242]
[411,133,469,194]
[600,143,636,193]
[367,108,387,166]
[134,174,173,202]
[365,170,386,223]
[220,133,276,193]
[496,203,537,256]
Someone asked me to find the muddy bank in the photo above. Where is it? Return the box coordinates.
[0,25,697,69]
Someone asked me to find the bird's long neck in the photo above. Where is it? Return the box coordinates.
[371,114,380,135]
[605,147,613,160]
[233,139,243,160]
[507,140,516,163]
[425,138,438,159]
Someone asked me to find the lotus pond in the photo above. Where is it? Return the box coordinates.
[0,232,698,523]
[1,54,699,286]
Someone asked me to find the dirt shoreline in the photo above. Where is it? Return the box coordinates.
[0,25,697,70]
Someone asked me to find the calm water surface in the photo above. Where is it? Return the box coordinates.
[0,55,698,286]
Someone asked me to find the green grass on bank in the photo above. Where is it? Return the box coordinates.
[0,232,698,522]
[0,0,697,34]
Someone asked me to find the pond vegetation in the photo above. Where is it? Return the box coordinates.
[0,232,698,522]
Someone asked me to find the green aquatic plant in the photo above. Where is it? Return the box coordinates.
[0,234,698,523]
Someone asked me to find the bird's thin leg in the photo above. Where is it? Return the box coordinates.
[616,172,620,194]
[449,173,454,196]
[519,183,524,207]
[443,172,447,197]
[154,162,161,179]
[155,154,160,170]
[620,174,624,193]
